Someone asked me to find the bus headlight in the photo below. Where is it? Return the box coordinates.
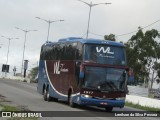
[81,94,92,98]
[116,97,125,100]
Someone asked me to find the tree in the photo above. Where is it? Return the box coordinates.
[154,63,160,84]
[125,28,160,88]
[104,34,116,41]
[30,67,38,79]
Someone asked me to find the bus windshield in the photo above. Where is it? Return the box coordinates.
[84,44,126,66]
[83,67,127,92]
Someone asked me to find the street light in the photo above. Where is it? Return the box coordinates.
[35,17,64,42]
[77,0,111,39]
[1,35,19,77]
[15,27,37,77]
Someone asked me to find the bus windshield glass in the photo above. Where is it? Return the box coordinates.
[84,44,126,66]
[83,67,126,92]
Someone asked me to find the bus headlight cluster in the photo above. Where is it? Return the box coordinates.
[81,94,92,98]
[116,97,125,100]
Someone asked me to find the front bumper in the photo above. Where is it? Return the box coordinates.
[78,96,125,108]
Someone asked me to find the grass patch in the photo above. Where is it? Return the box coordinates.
[0,104,38,120]
[0,94,38,120]
[1,104,20,111]
[0,94,6,102]
[148,94,155,98]
[125,102,160,113]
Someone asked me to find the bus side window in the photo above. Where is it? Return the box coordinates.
[65,44,71,60]
[40,45,53,60]
[76,42,82,60]
[51,45,55,60]
[52,44,61,60]
[64,43,76,60]
[40,46,44,60]
[59,43,65,60]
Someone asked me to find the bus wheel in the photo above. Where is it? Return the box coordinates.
[105,107,113,112]
[46,88,51,102]
[43,88,47,101]
[68,94,76,108]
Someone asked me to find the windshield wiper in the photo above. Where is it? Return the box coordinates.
[85,85,98,90]
[98,81,113,89]
[98,81,119,91]
[109,81,119,90]
[84,60,97,63]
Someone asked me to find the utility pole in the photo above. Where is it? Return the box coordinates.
[78,0,111,39]
[1,36,19,77]
[15,27,37,77]
[35,17,64,42]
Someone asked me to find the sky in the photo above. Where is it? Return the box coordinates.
[0,0,160,75]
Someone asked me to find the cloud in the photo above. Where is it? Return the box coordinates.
[0,0,160,73]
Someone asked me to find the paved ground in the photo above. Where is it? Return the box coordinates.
[0,78,159,120]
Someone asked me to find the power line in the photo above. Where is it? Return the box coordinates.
[115,30,138,37]
[89,19,160,38]
[142,19,160,30]
[89,32,104,37]
[81,32,87,38]
[116,19,160,37]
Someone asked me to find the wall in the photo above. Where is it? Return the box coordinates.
[126,95,160,109]
[128,85,148,97]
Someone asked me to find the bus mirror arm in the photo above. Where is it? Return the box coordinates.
[76,61,81,66]
[126,67,129,71]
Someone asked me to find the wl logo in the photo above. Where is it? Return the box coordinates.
[54,61,69,74]
[96,47,114,54]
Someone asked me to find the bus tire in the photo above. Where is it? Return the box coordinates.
[46,88,52,102]
[68,94,76,108]
[43,88,47,101]
[105,107,113,112]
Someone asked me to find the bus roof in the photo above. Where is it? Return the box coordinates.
[43,37,124,47]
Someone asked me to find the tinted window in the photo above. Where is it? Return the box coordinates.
[76,42,83,60]
[84,44,126,66]
[84,67,127,91]
[40,42,83,61]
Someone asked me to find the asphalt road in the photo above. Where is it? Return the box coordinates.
[0,78,159,120]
